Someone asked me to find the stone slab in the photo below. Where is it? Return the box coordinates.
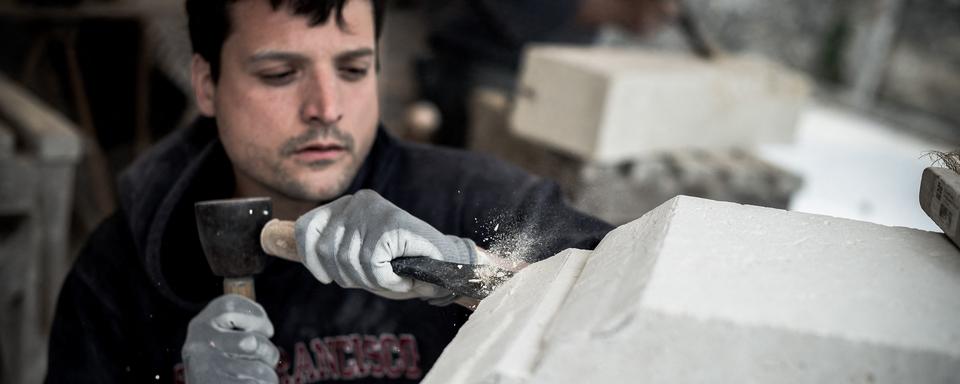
[424,196,960,383]
[510,46,810,163]
[920,167,960,248]
[422,249,591,383]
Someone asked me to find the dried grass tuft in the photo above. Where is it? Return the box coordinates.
[925,150,960,174]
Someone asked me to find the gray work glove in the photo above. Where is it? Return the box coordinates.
[295,189,480,302]
[182,294,279,384]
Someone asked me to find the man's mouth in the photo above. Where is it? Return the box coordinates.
[292,141,348,163]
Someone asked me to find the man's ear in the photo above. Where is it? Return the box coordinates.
[191,54,216,117]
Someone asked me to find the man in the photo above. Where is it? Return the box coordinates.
[45,0,610,383]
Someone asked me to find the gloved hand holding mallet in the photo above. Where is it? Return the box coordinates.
[187,198,280,383]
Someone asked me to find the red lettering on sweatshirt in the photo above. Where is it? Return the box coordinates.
[278,333,422,382]
[174,333,422,383]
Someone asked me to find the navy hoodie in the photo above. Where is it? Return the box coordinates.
[45,117,611,383]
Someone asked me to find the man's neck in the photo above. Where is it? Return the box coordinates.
[233,176,315,221]
[266,197,316,222]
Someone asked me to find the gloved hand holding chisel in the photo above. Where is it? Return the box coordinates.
[262,189,519,307]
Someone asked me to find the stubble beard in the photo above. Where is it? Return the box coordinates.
[256,123,361,203]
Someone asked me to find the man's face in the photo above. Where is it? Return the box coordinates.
[193,0,379,203]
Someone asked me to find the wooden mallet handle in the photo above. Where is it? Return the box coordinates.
[260,219,301,262]
[224,278,256,301]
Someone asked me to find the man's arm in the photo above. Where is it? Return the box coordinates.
[426,0,678,72]
[263,181,612,308]
[457,165,614,265]
[575,0,678,34]
[471,0,582,45]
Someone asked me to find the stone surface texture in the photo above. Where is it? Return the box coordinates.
[423,196,960,383]
[510,46,810,163]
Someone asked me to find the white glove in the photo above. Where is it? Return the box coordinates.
[295,189,479,301]
[182,294,279,384]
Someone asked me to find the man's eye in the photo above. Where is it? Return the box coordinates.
[259,71,296,85]
[339,66,369,81]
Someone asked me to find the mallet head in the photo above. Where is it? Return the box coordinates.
[194,197,272,278]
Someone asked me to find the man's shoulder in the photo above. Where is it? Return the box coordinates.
[119,119,216,196]
[375,138,569,235]
[72,212,139,275]
[59,211,148,314]
[388,138,539,188]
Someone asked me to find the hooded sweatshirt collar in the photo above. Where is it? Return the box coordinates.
[117,117,396,309]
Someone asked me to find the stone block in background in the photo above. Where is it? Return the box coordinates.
[424,196,960,383]
[470,89,801,225]
[510,46,810,164]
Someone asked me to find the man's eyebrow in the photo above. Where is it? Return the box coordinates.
[245,49,374,65]
[246,51,309,64]
[335,48,375,61]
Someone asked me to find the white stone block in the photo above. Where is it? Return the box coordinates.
[423,249,592,383]
[510,46,811,163]
[424,196,960,383]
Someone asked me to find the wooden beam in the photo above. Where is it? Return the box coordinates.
[0,3,181,20]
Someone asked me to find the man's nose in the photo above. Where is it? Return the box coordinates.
[299,71,342,125]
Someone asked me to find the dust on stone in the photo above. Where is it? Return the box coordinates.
[467,265,514,298]
[478,214,544,263]
[468,213,551,295]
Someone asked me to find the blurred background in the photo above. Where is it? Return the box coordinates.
[0,0,957,382]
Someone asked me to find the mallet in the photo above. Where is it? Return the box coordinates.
[194,198,272,301]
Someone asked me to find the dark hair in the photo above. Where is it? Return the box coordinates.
[186,0,386,82]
